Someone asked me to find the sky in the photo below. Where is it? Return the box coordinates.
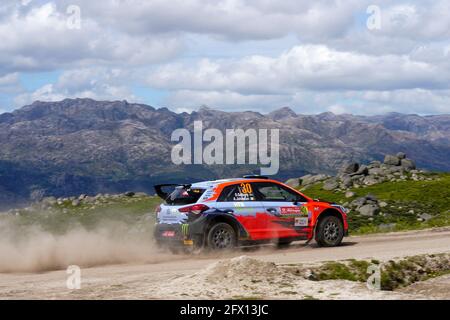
[0,0,449,115]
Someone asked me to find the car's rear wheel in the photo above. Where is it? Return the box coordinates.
[207,222,237,250]
[315,216,344,247]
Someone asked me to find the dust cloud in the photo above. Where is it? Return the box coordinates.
[0,216,166,273]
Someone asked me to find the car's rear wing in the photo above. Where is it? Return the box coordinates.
[154,184,191,200]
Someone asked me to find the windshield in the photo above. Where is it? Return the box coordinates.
[166,186,205,205]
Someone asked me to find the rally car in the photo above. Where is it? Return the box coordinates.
[154,176,348,252]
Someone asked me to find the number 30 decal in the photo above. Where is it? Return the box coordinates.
[240,183,253,194]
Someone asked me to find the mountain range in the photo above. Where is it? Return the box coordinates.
[0,98,449,208]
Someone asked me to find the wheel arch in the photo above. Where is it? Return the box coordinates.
[315,208,344,227]
[205,213,248,240]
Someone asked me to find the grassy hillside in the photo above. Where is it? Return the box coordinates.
[3,173,449,237]
[300,172,450,234]
[3,194,161,235]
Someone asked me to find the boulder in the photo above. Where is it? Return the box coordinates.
[363,175,378,185]
[72,199,80,207]
[345,191,356,198]
[83,196,95,204]
[379,201,388,208]
[396,152,406,159]
[352,164,369,176]
[340,162,359,174]
[368,167,385,176]
[365,193,378,201]
[285,178,300,188]
[350,197,366,208]
[299,174,312,184]
[340,174,353,188]
[418,213,432,221]
[384,154,400,166]
[323,179,339,191]
[368,160,381,168]
[388,166,404,173]
[357,204,380,216]
[350,174,364,181]
[42,196,57,205]
[400,158,416,170]
[301,174,329,185]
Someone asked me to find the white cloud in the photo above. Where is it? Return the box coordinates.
[166,89,291,113]
[377,1,450,41]
[56,0,361,41]
[148,45,447,93]
[162,87,450,116]
[0,73,22,94]
[0,2,183,73]
[2,0,450,115]
[359,89,450,114]
[14,68,139,106]
[0,73,19,87]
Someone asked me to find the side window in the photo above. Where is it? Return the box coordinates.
[217,183,257,202]
[252,182,306,202]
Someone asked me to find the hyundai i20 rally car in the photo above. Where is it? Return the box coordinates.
[154,176,348,251]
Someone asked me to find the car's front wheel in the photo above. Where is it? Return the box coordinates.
[207,222,237,250]
[315,216,344,247]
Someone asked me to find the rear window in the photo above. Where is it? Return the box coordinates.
[166,186,205,205]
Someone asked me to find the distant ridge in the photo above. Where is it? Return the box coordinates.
[0,98,449,208]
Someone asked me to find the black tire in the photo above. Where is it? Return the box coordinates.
[207,222,237,250]
[315,215,344,247]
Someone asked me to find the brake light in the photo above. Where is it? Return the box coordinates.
[155,205,161,214]
[178,204,209,214]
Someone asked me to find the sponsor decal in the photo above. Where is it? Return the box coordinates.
[181,224,189,236]
[162,231,175,237]
[279,206,309,218]
[233,192,255,201]
[280,207,301,215]
[301,206,309,216]
[202,185,217,201]
[294,217,309,227]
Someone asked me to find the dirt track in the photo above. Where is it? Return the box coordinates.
[1,228,449,299]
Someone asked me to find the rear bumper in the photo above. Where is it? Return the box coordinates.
[154,224,191,246]
[154,217,208,247]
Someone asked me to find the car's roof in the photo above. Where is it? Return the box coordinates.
[191,178,278,188]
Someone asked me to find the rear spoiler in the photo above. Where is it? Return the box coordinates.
[154,184,191,200]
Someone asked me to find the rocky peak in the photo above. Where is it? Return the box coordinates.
[268,107,297,120]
